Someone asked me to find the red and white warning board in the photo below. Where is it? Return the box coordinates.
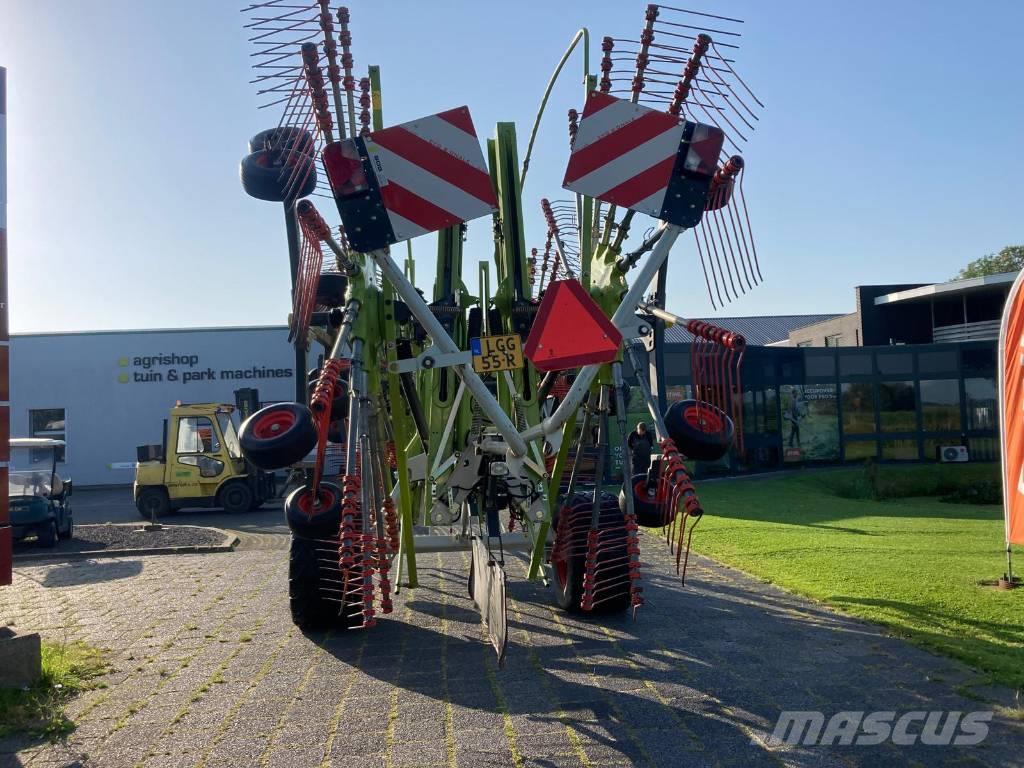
[324,107,498,253]
[562,91,724,229]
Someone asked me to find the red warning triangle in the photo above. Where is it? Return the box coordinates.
[523,280,623,372]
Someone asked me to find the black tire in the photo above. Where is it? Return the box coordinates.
[327,420,346,444]
[37,519,58,548]
[59,512,74,540]
[289,535,359,631]
[285,482,343,540]
[248,127,315,156]
[136,487,170,520]
[664,399,735,461]
[307,377,349,422]
[315,273,349,308]
[239,403,318,471]
[218,481,254,514]
[239,150,317,203]
[552,491,632,615]
[619,473,665,528]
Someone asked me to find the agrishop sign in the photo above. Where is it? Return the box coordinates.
[117,353,293,385]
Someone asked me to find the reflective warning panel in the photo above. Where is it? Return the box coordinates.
[563,91,724,228]
[523,280,622,372]
[323,107,498,252]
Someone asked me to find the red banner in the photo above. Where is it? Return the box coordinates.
[999,271,1024,545]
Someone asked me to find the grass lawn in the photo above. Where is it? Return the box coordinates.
[0,641,108,739]
[692,465,1024,690]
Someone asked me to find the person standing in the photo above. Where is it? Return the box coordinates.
[627,422,653,475]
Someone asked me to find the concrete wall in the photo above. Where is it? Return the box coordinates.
[10,326,306,486]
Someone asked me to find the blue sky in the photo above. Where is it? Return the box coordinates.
[2,0,1022,333]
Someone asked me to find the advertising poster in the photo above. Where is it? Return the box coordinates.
[781,383,839,462]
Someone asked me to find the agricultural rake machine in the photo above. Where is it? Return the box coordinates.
[237,1,763,661]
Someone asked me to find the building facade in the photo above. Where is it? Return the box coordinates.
[783,272,1016,348]
[10,326,305,486]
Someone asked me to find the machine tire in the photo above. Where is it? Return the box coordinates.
[289,535,356,631]
[239,403,317,470]
[239,149,317,202]
[307,376,349,422]
[59,512,74,540]
[619,473,665,528]
[136,487,170,520]
[37,519,58,548]
[664,399,734,462]
[552,491,631,615]
[248,127,315,155]
[219,481,254,513]
[284,482,343,540]
[315,273,349,308]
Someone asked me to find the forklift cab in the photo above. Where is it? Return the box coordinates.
[134,402,276,517]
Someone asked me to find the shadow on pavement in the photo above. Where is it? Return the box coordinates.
[40,559,144,587]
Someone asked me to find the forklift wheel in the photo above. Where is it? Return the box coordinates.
[619,474,665,528]
[284,482,342,540]
[289,535,360,631]
[248,127,315,156]
[136,487,170,520]
[552,491,631,615]
[239,403,317,471]
[218,481,254,514]
[239,149,317,203]
[315,273,349,308]
[663,400,735,462]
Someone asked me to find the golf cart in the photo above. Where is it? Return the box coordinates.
[9,438,73,547]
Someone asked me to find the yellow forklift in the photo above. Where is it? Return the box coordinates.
[134,390,277,518]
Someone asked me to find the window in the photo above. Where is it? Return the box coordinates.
[881,439,918,460]
[918,350,958,375]
[839,354,872,376]
[760,388,779,434]
[876,353,913,376]
[30,408,66,462]
[804,353,836,378]
[841,382,875,434]
[919,380,961,431]
[879,381,916,432]
[824,334,842,347]
[176,417,220,454]
[964,377,997,430]
[179,455,225,478]
[216,412,242,459]
[933,296,964,327]
[844,439,877,462]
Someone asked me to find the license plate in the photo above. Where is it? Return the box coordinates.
[470,334,524,374]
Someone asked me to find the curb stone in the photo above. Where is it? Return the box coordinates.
[11,528,239,562]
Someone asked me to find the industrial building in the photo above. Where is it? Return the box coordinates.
[8,272,1011,485]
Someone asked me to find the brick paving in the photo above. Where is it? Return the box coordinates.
[1,533,1022,767]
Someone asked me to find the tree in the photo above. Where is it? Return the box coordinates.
[956,246,1024,279]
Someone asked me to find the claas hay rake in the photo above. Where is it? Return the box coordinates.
[237,1,762,662]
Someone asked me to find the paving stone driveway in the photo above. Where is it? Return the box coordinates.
[1,534,1022,768]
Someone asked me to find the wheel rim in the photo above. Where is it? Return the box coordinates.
[252,408,297,440]
[634,480,656,502]
[554,556,568,589]
[683,404,724,434]
[227,489,246,508]
[296,487,337,518]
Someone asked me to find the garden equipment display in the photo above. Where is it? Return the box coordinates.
[8,439,72,548]
[238,1,764,660]
[134,402,276,519]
